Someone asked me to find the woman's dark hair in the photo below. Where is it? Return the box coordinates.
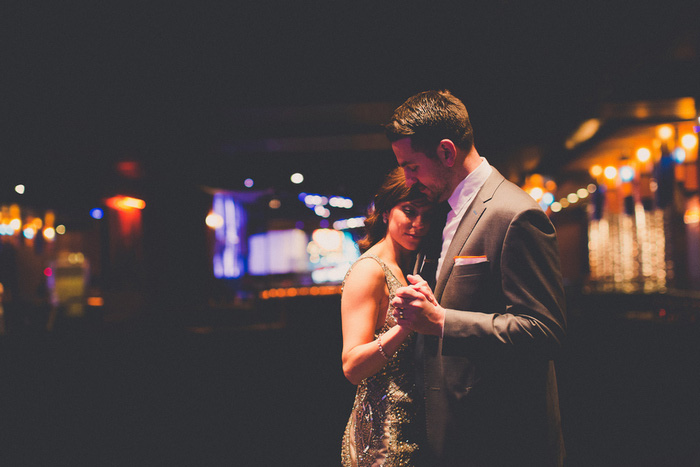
[357,167,427,252]
[384,89,474,156]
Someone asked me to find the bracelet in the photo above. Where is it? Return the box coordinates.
[376,334,389,360]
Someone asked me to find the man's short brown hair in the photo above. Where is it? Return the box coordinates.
[385,90,474,157]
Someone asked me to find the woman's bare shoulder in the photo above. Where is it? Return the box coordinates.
[343,256,387,294]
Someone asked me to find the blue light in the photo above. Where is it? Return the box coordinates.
[90,208,104,220]
[619,166,635,183]
[211,192,246,278]
[541,192,555,206]
[672,148,686,164]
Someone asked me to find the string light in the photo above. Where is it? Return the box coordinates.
[590,165,603,177]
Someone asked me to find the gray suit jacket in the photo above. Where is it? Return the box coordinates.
[415,168,567,466]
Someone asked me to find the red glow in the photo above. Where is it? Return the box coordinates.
[106,196,146,211]
[658,309,667,318]
[44,267,52,277]
[116,160,143,179]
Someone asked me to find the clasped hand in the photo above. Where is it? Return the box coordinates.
[391,274,445,336]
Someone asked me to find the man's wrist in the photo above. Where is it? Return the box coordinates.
[437,305,446,337]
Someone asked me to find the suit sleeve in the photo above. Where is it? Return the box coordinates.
[441,207,567,358]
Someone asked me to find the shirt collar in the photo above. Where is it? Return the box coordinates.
[447,157,492,213]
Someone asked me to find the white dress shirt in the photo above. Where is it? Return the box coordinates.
[436,158,493,283]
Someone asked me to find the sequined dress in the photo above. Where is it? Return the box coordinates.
[341,254,420,467]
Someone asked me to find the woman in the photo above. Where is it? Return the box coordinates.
[341,167,434,466]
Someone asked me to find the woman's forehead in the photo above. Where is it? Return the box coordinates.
[395,199,432,210]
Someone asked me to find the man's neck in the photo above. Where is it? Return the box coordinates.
[445,146,481,201]
[463,146,482,174]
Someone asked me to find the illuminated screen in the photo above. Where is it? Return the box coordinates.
[211,193,247,279]
[248,229,310,275]
[247,228,360,283]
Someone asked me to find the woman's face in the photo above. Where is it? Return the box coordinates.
[385,201,432,252]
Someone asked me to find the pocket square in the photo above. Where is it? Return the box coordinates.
[454,255,487,266]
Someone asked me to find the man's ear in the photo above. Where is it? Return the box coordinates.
[438,139,457,168]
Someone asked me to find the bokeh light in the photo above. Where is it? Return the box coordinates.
[636,147,651,163]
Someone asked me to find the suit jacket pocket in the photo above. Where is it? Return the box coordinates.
[441,261,490,310]
[450,261,490,277]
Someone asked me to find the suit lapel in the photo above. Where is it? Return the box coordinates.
[434,168,506,300]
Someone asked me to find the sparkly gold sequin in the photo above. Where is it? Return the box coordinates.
[341,254,419,467]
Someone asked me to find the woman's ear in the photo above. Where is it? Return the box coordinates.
[438,139,457,168]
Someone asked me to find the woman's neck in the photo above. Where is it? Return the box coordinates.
[371,237,412,271]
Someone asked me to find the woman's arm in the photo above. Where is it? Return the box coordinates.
[341,259,412,385]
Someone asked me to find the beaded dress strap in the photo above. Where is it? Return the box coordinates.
[342,253,402,292]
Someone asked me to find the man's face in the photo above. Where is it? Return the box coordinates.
[391,137,450,203]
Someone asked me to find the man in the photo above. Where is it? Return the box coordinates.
[386,90,567,466]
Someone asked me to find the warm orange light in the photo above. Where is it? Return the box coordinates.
[44,211,55,228]
[528,174,544,187]
[87,297,104,307]
[684,209,700,225]
[258,285,342,299]
[205,212,224,229]
[657,125,674,140]
[106,196,146,211]
[43,227,56,241]
[590,165,603,178]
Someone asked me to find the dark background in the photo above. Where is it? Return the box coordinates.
[1,2,700,466]
[3,1,699,210]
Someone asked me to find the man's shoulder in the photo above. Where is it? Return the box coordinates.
[492,178,540,209]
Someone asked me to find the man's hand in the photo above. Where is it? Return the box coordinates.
[405,274,438,306]
[391,274,445,336]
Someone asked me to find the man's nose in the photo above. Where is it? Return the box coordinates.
[403,173,416,187]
